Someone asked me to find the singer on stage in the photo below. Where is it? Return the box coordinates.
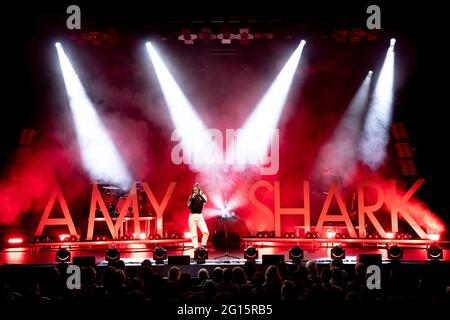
[187,183,209,249]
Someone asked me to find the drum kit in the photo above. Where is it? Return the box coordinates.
[98,183,154,218]
[99,184,127,217]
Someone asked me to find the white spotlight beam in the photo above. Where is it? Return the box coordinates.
[360,39,396,169]
[320,71,373,185]
[55,42,132,189]
[146,42,214,168]
[237,40,306,165]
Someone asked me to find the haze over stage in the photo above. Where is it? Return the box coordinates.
[0,1,448,308]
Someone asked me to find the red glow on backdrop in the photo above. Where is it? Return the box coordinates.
[102,114,154,180]
[401,201,445,234]
[7,237,23,244]
[0,40,447,242]
[196,168,256,211]
[363,177,447,235]
[0,147,63,225]
[384,187,446,234]
[427,234,440,241]
[58,234,70,241]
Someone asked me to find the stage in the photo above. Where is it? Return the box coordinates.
[2,238,449,268]
[1,2,449,309]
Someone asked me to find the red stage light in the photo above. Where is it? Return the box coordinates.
[244,246,258,260]
[8,237,24,244]
[427,234,440,241]
[330,245,345,259]
[59,234,70,242]
[427,243,443,260]
[284,232,295,238]
[388,245,403,260]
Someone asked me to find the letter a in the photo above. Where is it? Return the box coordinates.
[66,5,81,30]
[316,182,357,238]
[366,5,381,30]
[366,265,381,290]
[35,183,77,237]
[66,265,81,290]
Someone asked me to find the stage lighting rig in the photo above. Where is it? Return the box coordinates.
[153,246,167,264]
[194,247,208,264]
[56,248,71,263]
[105,247,120,262]
[388,245,403,260]
[289,246,304,263]
[244,246,258,260]
[330,245,345,259]
[427,243,443,260]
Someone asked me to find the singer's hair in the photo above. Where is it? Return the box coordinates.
[193,182,201,191]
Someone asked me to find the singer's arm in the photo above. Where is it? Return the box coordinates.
[200,193,207,203]
[187,195,193,208]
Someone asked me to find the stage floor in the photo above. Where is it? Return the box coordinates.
[1,244,448,266]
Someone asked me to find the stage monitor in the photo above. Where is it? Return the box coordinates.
[262,254,285,265]
[168,255,191,265]
[358,254,382,266]
[73,256,96,267]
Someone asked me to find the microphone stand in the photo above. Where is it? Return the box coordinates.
[214,198,239,260]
